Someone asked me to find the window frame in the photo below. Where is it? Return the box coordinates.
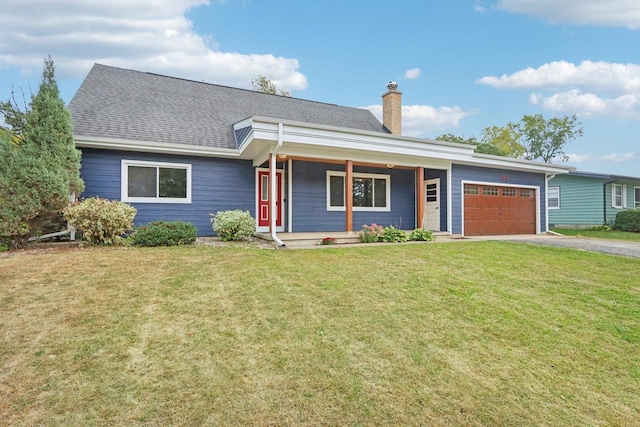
[547,186,560,210]
[326,171,391,212]
[635,186,640,209]
[121,159,192,204]
[611,183,626,209]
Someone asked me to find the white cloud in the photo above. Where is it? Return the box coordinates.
[403,68,421,80]
[602,152,640,163]
[494,0,640,29]
[530,90,640,119]
[364,104,476,137]
[479,60,640,119]
[0,0,307,91]
[478,60,640,93]
[567,151,640,164]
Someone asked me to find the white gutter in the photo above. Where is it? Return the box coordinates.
[545,174,556,232]
[270,123,285,247]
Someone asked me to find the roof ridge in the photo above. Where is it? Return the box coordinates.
[93,63,356,110]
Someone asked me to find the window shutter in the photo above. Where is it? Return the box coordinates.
[623,184,627,208]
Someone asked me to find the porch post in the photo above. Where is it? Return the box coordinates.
[417,167,425,228]
[269,153,275,234]
[345,160,353,232]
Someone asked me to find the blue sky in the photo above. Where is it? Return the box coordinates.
[1,0,639,175]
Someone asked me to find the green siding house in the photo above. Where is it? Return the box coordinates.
[548,171,640,229]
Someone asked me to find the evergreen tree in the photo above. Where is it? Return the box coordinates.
[0,57,84,249]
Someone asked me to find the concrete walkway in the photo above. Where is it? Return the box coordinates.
[455,234,640,259]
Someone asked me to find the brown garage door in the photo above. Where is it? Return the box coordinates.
[464,184,536,236]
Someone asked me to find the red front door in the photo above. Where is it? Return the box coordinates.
[258,170,283,228]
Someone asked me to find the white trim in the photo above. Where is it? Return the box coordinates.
[635,186,640,209]
[255,167,285,233]
[121,159,191,204]
[288,159,293,233]
[612,183,626,209]
[460,180,541,237]
[447,168,452,234]
[547,186,560,210]
[326,171,391,212]
[78,136,240,158]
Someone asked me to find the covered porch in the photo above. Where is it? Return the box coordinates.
[236,117,472,240]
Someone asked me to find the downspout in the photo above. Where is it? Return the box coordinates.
[545,174,555,232]
[270,123,285,247]
[603,178,619,225]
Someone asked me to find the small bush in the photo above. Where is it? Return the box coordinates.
[613,209,640,233]
[584,224,612,232]
[410,229,435,241]
[359,224,384,243]
[381,226,408,243]
[132,221,197,247]
[64,197,136,245]
[321,237,337,245]
[210,210,255,241]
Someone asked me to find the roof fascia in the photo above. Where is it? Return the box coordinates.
[75,135,241,158]
[248,116,476,152]
[463,153,575,174]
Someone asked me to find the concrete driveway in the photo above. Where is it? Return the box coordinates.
[460,234,640,258]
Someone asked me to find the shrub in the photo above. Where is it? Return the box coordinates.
[132,221,197,247]
[613,209,640,233]
[64,197,136,245]
[381,225,408,243]
[584,224,612,232]
[210,210,255,241]
[321,237,337,245]
[410,229,435,241]
[359,224,384,243]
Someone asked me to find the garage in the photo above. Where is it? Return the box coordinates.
[463,184,536,236]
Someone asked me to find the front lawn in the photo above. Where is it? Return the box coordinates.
[1,242,638,426]
[552,227,640,241]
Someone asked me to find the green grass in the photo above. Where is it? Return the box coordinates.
[1,242,639,426]
[553,227,640,241]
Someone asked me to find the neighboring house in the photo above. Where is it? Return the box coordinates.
[69,64,573,241]
[548,171,640,229]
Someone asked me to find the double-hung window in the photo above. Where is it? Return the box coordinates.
[612,183,626,209]
[547,186,560,209]
[122,160,192,203]
[635,187,640,209]
[327,171,390,211]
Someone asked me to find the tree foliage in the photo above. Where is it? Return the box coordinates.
[436,114,582,163]
[0,57,84,249]
[251,75,291,97]
[515,114,583,162]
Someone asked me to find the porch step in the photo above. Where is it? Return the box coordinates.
[254,232,361,248]
[254,231,450,249]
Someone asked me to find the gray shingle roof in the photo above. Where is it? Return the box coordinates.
[69,64,388,150]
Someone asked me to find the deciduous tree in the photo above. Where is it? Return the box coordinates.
[251,75,291,96]
[436,114,582,163]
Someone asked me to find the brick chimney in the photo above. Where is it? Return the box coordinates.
[382,81,402,135]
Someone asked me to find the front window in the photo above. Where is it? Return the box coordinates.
[327,171,390,211]
[548,186,560,209]
[122,160,191,203]
[635,187,640,209]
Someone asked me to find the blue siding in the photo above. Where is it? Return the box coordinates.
[80,148,254,236]
[424,169,448,231]
[291,161,416,232]
[451,164,547,234]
